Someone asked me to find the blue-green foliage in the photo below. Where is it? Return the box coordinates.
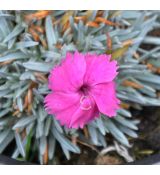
[0,10,160,164]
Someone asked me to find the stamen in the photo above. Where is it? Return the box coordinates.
[80,95,92,110]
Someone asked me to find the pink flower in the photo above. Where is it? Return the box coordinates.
[44,51,120,129]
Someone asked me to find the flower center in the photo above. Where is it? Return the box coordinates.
[78,84,92,110]
[79,84,90,95]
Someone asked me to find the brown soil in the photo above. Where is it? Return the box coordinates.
[131,107,160,160]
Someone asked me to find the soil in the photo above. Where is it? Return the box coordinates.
[131,107,160,161]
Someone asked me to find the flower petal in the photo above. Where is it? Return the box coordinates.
[84,54,118,85]
[90,82,120,117]
[44,92,80,113]
[44,92,99,128]
[48,51,86,92]
[44,92,80,127]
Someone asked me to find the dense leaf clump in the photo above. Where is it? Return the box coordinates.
[0,10,160,164]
